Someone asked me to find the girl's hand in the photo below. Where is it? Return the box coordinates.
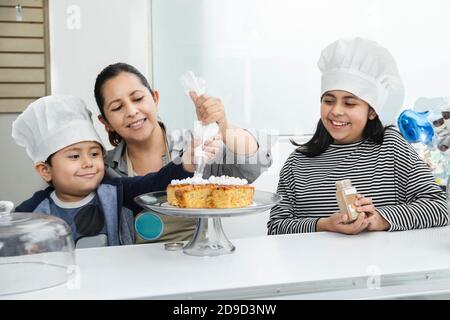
[189,92,228,135]
[317,211,368,235]
[355,195,390,231]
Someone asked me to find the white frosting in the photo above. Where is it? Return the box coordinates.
[171,175,248,186]
[171,176,210,185]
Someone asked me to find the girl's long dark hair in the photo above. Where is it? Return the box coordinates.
[292,115,391,157]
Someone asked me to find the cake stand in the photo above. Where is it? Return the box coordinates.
[134,190,281,256]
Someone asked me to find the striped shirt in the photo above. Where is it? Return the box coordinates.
[268,128,449,234]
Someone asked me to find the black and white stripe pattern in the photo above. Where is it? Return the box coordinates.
[268,128,449,234]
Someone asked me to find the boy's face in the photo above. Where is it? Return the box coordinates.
[36,141,105,202]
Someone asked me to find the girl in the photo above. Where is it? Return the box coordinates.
[94,63,272,243]
[268,38,448,235]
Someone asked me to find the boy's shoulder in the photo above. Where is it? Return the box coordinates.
[15,177,123,213]
[15,188,53,212]
[101,175,123,186]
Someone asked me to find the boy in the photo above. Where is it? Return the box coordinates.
[12,95,197,248]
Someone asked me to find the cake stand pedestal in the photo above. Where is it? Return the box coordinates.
[134,190,281,257]
[183,217,234,256]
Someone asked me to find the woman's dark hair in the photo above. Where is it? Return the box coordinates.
[94,62,154,146]
[292,110,391,157]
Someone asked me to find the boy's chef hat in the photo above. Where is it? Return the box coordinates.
[318,37,405,125]
[12,96,104,163]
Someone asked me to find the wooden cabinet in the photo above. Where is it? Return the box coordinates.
[0,0,49,112]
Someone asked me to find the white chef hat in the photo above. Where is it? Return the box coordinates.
[318,37,405,125]
[12,95,104,164]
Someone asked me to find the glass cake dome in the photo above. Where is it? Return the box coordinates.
[0,201,76,296]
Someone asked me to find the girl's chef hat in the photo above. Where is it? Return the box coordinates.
[12,95,104,163]
[318,37,405,125]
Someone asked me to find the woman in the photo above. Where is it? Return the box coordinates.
[94,63,272,243]
[268,37,448,235]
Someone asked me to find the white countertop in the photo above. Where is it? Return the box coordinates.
[5,226,450,300]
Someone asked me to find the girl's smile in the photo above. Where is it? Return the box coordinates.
[321,90,376,144]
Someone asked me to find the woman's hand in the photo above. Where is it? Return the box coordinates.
[317,211,368,234]
[181,135,222,172]
[189,91,258,155]
[355,195,390,231]
[189,92,228,136]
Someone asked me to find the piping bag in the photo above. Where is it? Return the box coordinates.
[180,71,219,177]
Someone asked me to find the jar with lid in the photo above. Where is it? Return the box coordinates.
[0,201,76,296]
[335,179,359,222]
